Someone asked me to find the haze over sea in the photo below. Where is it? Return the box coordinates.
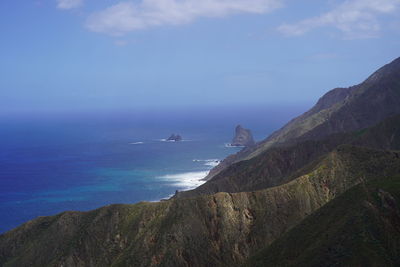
[0,105,306,233]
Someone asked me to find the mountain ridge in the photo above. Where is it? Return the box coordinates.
[202,57,400,182]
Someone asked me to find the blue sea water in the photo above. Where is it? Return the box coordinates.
[0,106,307,233]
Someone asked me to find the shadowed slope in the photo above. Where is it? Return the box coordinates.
[246,176,400,267]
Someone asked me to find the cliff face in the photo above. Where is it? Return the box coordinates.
[1,145,400,267]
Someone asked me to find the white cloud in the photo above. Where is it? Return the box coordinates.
[85,0,283,35]
[278,0,400,39]
[57,0,83,9]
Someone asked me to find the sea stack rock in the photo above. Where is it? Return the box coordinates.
[167,134,182,142]
[231,125,255,147]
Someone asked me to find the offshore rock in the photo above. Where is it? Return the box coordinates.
[231,125,255,147]
[167,134,182,142]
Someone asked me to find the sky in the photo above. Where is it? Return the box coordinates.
[0,0,399,114]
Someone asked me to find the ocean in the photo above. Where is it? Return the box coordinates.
[0,106,307,233]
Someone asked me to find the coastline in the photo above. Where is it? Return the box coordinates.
[155,159,222,200]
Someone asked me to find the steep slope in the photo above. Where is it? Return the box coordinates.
[254,56,400,151]
[246,176,400,267]
[1,146,400,267]
[204,57,400,181]
[177,134,350,198]
[176,115,400,198]
[352,115,400,150]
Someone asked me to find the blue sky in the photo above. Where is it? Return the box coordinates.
[1,0,399,114]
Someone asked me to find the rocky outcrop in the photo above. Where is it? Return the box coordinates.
[231,125,255,147]
[167,134,182,142]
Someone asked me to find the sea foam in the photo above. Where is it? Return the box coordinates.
[158,171,209,190]
[193,159,220,167]
[224,143,244,148]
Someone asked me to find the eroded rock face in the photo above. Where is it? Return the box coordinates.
[231,125,255,147]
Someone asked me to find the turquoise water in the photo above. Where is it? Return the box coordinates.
[0,106,306,233]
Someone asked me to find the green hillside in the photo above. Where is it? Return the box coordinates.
[246,175,400,267]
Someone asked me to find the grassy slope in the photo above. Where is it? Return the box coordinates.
[246,175,400,267]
